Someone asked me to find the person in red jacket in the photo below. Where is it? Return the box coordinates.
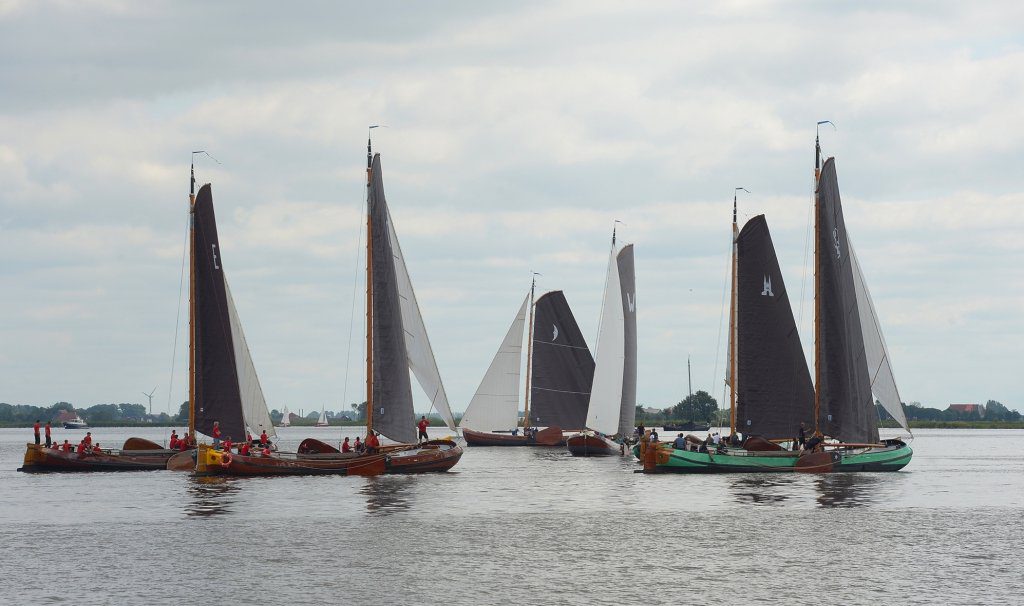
[169,431,179,449]
[33,420,41,445]
[92,443,103,454]
[222,437,233,454]
[239,442,251,456]
[44,421,52,447]
[366,432,381,454]
[61,440,71,453]
[260,446,271,457]
[259,430,269,446]
[83,432,92,447]
[76,440,86,454]
[212,421,222,447]
[341,437,352,453]
[417,416,430,443]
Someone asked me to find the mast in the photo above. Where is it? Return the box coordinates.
[365,134,375,437]
[187,159,196,441]
[728,191,739,435]
[522,273,538,429]
[813,125,823,437]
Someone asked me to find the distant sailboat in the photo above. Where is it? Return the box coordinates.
[461,277,594,446]
[641,133,913,473]
[567,228,637,456]
[315,407,329,427]
[279,406,291,427]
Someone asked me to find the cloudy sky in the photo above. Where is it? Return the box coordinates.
[2,1,1021,417]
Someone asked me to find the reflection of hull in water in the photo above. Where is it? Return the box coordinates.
[635,441,912,473]
[18,440,176,473]
[566,433,622,457]
[462,427,565,447]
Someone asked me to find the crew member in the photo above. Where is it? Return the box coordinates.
[417,416,430,443]
[169,431,179,449]
[44,421,52,447]
[239,442,251,456]
[260,446,271,457]
[259,430,269,446]
[83,432,93,447]
[61,440,72,453]
[222,437,233,454]
[798,422,807,448]
[76,440,87,454]
[366,432,380,454]
[33,420,41,445]
[354,437,363,453]
[341,437,352,453]
[212,421,222,447]
[92,443,103,454]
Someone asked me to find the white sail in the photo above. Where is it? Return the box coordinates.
[848,241,910,432]
[280,405,291,427]
[224,279,277,440]
[386,210,457,430]
[316,407,328,427]
[585,245,625,436]
[460,295,529,432]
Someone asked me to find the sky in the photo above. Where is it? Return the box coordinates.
[1,0,1021,416]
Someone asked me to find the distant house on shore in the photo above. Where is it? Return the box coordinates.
[947,403,985,417]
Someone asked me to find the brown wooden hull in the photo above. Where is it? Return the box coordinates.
[462,426,566,447]
[385,439,463,473]
[18,443,177,473]
[197,444,386,476]
[566,433,623,457]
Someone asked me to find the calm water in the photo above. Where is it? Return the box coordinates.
[0,426,1021,605]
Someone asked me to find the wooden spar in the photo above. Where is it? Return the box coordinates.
[728,197,738,435]
[187,166,197,441]
[365,151,374,438]
[813,133,822,437]
[522,275,537,429]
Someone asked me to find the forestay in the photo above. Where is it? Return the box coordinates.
[460,295,528,432]
[586,245,625,436]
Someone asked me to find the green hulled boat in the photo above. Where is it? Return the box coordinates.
[641,128,913,473]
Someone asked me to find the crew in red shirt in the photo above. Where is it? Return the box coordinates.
[33,420,41,445]
[61,440,71,453]
[341,437,352,453]
[417,416,430,443]
[222,437,233,453]
[76,440,86,454]
[259,430,269,446]
[169,432,179,449]
[83,432,92,447]
[44,421,52,447]
[239,442,250,456]
[260,446,271,457]
[212,421,222,446]
[92,443,103,454]
[366,432,381,454]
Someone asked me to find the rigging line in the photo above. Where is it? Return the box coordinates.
[798,174,814,331]
[710,227,732,392]
[165,210,190,434]
[340,183,367,437]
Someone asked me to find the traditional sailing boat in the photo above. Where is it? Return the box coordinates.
[278,405,291,427]
[461,281,595,447]
[567,229,637,456]
[641,134,912,473]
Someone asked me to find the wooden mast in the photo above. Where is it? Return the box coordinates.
[728,192,739,436]
[813,129,822,437]
[522,273,537,429]
[365,136,375,439]
[187,161,197,443]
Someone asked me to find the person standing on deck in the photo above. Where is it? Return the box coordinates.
[366,432,380,454]
[44,421,52,447]
[32,420,41,445]
[83,432,92,447]
[212,421,222,447]
[798,422,807,449]
[417,416,430,443]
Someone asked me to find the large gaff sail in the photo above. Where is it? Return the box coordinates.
[816,158,879,443]
[616,244,637,436]
[368,154,416,444]
[192,184,265,441]
[387,210,457,431]
[735,215,814,439]
[586,245,625,436]
[529,291,594,430]
[460,295,529,432]
[224,279,276,439]
[849,242,910,432]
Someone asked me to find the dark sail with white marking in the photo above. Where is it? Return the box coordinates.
[816,158,879,443]
[529,291,593,430]
[616,245,638,436]
[735,215,814,439]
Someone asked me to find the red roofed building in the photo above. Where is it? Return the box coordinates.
[947,404,984,417]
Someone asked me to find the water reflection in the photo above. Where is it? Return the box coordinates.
[184,476,243,518]
[729,475,797,506]
[814,473,881,508]
[360,476,413,515]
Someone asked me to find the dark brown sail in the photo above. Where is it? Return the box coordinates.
[529,291,593,430]
[367,153,416,444]
[192,184,245,440]
[735,215,814,439]
[816,158,879,443]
